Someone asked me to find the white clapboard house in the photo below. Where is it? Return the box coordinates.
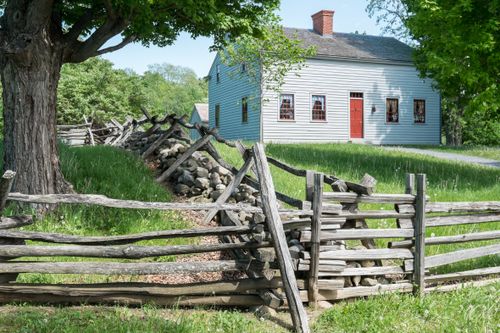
[206,9,441,144]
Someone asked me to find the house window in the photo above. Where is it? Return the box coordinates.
[242,97,248,123]
[311,95,326,121]
[216,64,220,83]
[414,99,426,123]
[386,98,399,123]
[241,63,246,73]
[215,104,220,128]
[279,94,294,120]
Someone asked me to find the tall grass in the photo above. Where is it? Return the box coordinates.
[4,145,191,284]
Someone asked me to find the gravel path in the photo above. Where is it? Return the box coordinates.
[383,147,500,169]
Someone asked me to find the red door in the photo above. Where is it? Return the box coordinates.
[350,93,364,139]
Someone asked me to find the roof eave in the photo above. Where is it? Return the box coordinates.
[309,54,414,66]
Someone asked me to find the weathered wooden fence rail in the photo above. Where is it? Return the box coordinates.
[8,109,500,332]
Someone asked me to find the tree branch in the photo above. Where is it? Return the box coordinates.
[64,17,127,63]
[96,35,136,56]
[63,7,99,44]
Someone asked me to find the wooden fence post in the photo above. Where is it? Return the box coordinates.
[253,143,310,333]
[305,170,314,202]
[413,173,426,296]
[308,172,323,308]
[0,170,16,214]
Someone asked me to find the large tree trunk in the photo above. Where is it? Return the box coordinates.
[0,2,72,195]
[443,100,464,146]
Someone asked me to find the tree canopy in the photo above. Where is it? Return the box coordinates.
[368,0,500,145]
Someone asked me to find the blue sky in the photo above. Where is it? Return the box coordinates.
[102,0,383,77]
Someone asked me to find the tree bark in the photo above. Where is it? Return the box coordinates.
[0,1,73,195]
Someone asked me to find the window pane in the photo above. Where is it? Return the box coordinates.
[386,98,399,123]
[414,99,425,123]
[242,97,248,123]
[312,95,326,121]
[279,94,294,120]
[215,104,220,128]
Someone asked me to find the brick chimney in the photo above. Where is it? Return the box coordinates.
[311,10,334,36]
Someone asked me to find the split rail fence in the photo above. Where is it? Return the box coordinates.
[3,110,499,333]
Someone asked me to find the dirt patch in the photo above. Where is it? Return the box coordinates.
[143,196,245,285]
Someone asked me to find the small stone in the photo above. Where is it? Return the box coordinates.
[195,177,210,189]
[174,184,190,195]
[195,167,209,178]
[360,277,378,287]
[210,189,224,201]
[215,184,226,191]
[211,165,231,176]
[178,171,195,186]
[344,277,353,287]
[253,212,266,224]
[209,173,222,187]
[351,275,361,286]
[189,195,213,203]
[360,260,376,268]
[190,187,202,196]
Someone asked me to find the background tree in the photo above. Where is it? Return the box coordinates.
[141,63,207,117]
[367,0,500,146]
[221,14,316,105]
[58,57,145,124]
[0,0,279,194]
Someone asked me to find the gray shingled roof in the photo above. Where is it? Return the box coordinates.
[284,28,414,63]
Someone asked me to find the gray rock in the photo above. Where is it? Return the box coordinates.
[211,165,231,176]
[360,260,376,268]
[178,171,195,186]
[195,177,210,189]
[210,189,225,201]
[253,212,266,224]
[215,184,226,191]
[190,187,203,196]
[352,275,362,286]
[209,173,222,187]
[361,277,378,287]
[174,184,190,195]
[195,167,209,178]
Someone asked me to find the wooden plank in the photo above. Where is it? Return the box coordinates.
[300,229,413,242]
[308,172,323,308]
[320,266,405,277]
[390,230,500,248]
[425,267,500,284]
[299,283,414,301]
[0,292,264,307]
[0,260,270,275]
[0,171,16,214]
[0,225,253,245]
[7,193,260,212]
[0,278,285,296]
[141,122,177,159]
[426,201,500,213]
[336,211,414,219]
[83,116,95,146]
[235,141,259,178]
[426,243,500,268]
[413,174,426,296]
[426,278,500,293]
[157,134,212,182]
[267,156,307,178]
[253,143,310,333]
[0,216,33,230]
[426,213,500,227]
[405,243,500,270]
[203,156,254,224]
[301,248,413,261]
[0,242,271,259]
[323,192,416,204]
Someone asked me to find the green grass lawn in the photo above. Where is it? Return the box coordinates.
[0,142,498,332]
[412,145,500,161]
